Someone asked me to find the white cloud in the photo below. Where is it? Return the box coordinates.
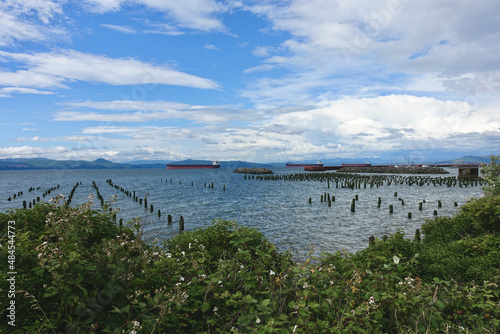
[242,0,500,105]
[0,1,66,45]
[204,44,219,51]
[0,87,54,96]
[82,0,124,13]
[101,24,137,34]
[0,49,220,90]
[55,100,262,125]
[266,95,500,156]
[137,0,226,32]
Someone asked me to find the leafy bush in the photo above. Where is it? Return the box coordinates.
[1,194,499,333]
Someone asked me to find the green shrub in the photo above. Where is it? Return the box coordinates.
[1,194,499,333]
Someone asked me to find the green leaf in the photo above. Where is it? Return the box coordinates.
[261,299,271,307]
[200,302,210,313]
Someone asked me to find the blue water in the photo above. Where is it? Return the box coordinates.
[0,167,484,260]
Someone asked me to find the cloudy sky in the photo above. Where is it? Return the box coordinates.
[0,0,499,163]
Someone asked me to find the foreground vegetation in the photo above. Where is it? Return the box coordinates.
[1,159,499,333]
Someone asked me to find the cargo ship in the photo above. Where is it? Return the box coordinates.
[286,161,323,167]
[166,160,220,169]
[341,162,371,167]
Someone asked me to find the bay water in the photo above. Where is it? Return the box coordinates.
[0,167,484,261]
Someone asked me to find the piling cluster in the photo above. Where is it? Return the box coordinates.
[252,172,486,189]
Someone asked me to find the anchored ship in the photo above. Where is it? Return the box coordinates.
[286,161,323,167]
[166,160,221,169]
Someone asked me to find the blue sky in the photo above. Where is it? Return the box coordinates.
[0,0,499,163]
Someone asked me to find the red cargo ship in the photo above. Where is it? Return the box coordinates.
[286,161,323,167]
[166,160,220,169]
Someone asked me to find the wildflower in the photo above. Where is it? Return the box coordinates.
[166,253,172,258]
[303,283,310,289]
[270,270,275,275]
[133,321,140,327]
[180,276,185,281]
[38,253,43,258]
[256,316,261,324]
[181,251,185,256]
[213,307,218,313]
[107,252,111,256]
[241,265,244,269]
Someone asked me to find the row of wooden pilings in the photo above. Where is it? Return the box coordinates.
[65,182,82,207]
[6,186,42,201]
[161,178,226,191]
[15,184,61,209]
[106,179,185,231]
[251,172,487,189]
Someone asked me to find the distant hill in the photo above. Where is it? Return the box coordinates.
[0,158,163,170]
[431,155,491,164]
[0,158,278,170]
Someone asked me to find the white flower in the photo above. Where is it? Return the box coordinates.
[213,307,218,312]
[303,283,310,289]
[166,253,172,258]
[180,276,185,281]
[38,253,43,258]
[133,320,140,327]
[181,251,185,256]
[240,265,244,269]
[256,316,261,324]
[269,270,275,275]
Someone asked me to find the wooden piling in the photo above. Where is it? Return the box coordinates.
[179,216,185,231]
[369,235,375,247]
[415,229,421,242]
[167,214,172,225]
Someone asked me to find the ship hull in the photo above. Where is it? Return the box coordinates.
[286,164,324,167]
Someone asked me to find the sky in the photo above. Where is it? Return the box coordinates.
[0,0,499,163]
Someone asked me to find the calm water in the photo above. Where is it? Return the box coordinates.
[0,167,484,260]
